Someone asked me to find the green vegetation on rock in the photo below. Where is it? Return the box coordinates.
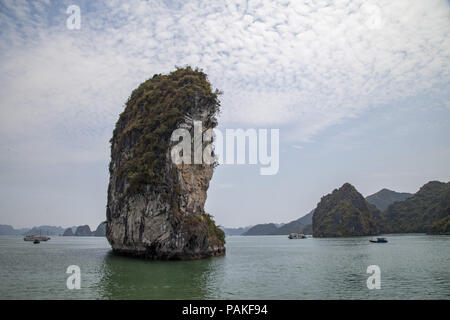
[110,66,221,196]
[204,213,226,245]
[313,183,380,237]
[312,181,450,237]
[429,216,450,234]
[107,66,225,259]
[380,181,450,234]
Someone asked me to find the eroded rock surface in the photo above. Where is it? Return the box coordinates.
[106,67,225,259]
[313,183,380,237]
[74,225,92,236]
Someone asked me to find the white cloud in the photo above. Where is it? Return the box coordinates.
[0,0,449,154]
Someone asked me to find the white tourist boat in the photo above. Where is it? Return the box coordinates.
[23,234,51,242]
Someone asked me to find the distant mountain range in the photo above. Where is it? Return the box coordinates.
[243,211,314,236]
[223,181,449,237]
[0,225,65,236]
[365,189,413,211]
[0,225,30,235]
[0,222,106,237]
[243,223,278,235]
[3,181,449,238]
[62,222,106,237]
[220,226,253,236]
[24,226,66,236]
[313,181,450,237]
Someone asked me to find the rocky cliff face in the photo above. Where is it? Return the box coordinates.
[381,181,450,234]
[93,221,106,237]
[313,183,380,237]
[63,228,74,236]
[106,67,225,260]
[74,225,92,236]
[428,184,450,234]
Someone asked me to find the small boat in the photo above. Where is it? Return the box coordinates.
[288,233,306,239]
[24,230,51,242]
[369,237,388,243]
[33,239,40,244]
[24,235,51,242]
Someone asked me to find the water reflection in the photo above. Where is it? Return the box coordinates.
[1,235,450,299]
[97,251,223,299]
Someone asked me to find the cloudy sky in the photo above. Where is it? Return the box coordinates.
[0,0,449,229]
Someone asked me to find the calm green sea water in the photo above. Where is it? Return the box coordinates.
[0,234,449,299]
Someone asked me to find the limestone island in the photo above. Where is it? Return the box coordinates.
[106,67,225,260]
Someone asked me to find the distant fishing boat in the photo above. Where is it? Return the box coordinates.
[24,235,50,241]
[369,237,388,243]
[24,231,51,242]
[288,233,306,239]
